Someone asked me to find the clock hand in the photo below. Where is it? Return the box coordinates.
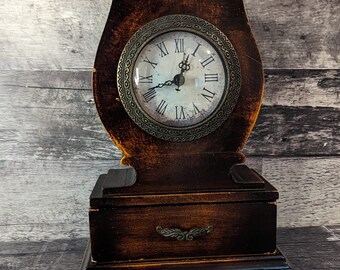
[175,54,190,91]
[178,54,191,75]
[148,55,190,92]
[148,80,174,91]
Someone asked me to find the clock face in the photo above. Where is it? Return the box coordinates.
[133,31,227,128]
[117,15,241,141]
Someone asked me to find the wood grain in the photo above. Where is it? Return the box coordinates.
[245,105,340,156]
[1,70,338,159]
[0,157,338,244]
[0,0,339,259]
[1,226,340,269]
[244,0,340,69]
[0,0,338,70]
[0,160,119,242]
[0,0,111,70]
[264,69,340,108]
[261,157,340,227]
[1,97,338,160]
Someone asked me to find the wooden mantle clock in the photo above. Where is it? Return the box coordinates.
[82,0,291,269]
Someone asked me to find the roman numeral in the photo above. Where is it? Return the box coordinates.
[202,87,216,102]
[143,89,157,102]
[192,43,201,57]
[204,73,218,82]
[174,39,184,53]
[156,100,168,115]
[156,42,169,57]
[175,106,186,120]
[201,56,215,68]
[143,57,158,69]
[139,75,153,83]
[193,103,200,115]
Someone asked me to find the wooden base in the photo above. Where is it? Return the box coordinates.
[81,242,292,270]
[85,164,291,269]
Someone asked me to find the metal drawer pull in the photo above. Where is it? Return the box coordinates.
[156,226,213,241]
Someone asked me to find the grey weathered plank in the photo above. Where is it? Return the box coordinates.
[1,102,338,159]
[277,226,340,269]
[264,69,340,108]
[0,70,92,90]
[0,0,111,70]
[0,0,338,70]
[0,238,87,270]
[1,69,339,108]
[277,226,340,244]
[0,159,119,242]
[245,105,340,156]
[244,0,340,69]
[0,157,339,244]
[1,70,339,159]
[261,157,340,228]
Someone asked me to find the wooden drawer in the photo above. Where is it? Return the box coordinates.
[89,202,276,262]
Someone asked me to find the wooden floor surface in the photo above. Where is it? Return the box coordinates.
[0,225,339,270]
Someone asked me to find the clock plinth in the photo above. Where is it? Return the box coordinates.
[84,0,291,269]
[82,164,291,270]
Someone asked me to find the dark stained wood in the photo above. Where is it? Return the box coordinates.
[90,202,277,262]
[89,3,281,267]
[93,0,264,172]
[91,166,278,207]
[89,174,278,264]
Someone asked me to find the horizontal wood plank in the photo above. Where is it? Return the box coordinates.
[0,0,338,70]
[0,160,118,242]
[0,157,339,243]
[1,103,338,158]
[244,0,340,69]
[1,225,340,269]
[0,70,339,159]
[0,0,111,71]
[0,238,86,270]
[259,157,340,228]
[1,69,338,107]
[245,105,340,156]
[264,69,340,108]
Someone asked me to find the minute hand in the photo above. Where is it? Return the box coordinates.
[148,80,174,91]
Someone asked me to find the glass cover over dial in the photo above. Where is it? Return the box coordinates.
[133,31,227,128]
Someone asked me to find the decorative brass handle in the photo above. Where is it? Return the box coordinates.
[156,226,213,241]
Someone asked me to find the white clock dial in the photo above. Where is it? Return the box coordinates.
[132,31,227,128]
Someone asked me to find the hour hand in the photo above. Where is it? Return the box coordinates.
[178,54,190,74]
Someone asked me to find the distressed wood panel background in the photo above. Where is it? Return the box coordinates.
[0,0,339,70]
[0,0,339,255]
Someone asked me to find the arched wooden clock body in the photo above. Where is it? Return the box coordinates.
[93,0,264,178]
[87,1,292,269]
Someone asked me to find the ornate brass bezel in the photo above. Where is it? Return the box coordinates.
[117,15,241,141]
